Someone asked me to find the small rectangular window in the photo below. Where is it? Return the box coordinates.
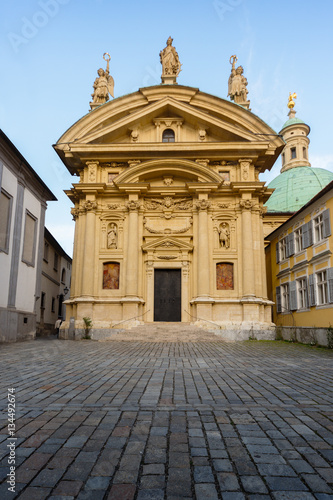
[317,271,328,305]
[41,292,46,309]
[314,214,324,242]
[290,147,296,159]
[303,147,307,159]
[297,278,308,309]
[294,227,303,253]
[219,171,230,182]
[279,237,288,261]
[0,189,13,253]
[281,283,290,312]
[51,297,55,313]
[22,211,37,266]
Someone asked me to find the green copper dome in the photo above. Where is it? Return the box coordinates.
[265,166,333,212]
[281,116,305,130]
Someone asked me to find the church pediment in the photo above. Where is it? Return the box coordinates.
[142,236,193,253]
[55,85,284,174]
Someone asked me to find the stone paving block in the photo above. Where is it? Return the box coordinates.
[136,488,164,499]
[18,486,52,499]
[21,452,52,469]
[107,483,136,500]
[316,468,333,483]
[195,483,219,499]
[84,475,111,489]
[240,475,268,493]
[64,462,93,481]
[142,464,165,475]
[53,480,83,496]
[217,472,241,491]
[140,474,165,488]
[271,493,316,499]
[213,458,233,472]
[220,493,246,500]
[194,465,215,483]
[302,474,332,493]
[265,476,309,491]
[31,467,66,487]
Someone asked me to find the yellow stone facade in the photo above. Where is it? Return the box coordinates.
[55,85,284,340]
[266,182,333,328]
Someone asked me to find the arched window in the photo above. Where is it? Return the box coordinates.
[162,129,175,142]
[216,263,234,290]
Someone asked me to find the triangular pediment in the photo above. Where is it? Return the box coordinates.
[78,96,255,145]
[142,236,193,252]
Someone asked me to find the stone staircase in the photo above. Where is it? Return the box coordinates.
[100,322,220,342]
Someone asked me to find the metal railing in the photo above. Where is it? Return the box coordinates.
[184,309,222,330]
[111,310,150,329]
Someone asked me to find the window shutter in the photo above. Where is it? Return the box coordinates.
[276,242,280,264]
[308,221,313,246]
[327,267,333,303]
[302,222,309,248]
[276,286,281,313]
[288,233,295,257]
[304,277,309,308]
[309,274,316,306]
[322,209,331,238]
[289,281,297,310]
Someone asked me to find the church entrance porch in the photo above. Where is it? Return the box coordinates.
[154,269,181,322]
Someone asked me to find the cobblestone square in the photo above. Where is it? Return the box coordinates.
[0,333,333,499]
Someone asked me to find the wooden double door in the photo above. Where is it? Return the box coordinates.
[154,269,181,322]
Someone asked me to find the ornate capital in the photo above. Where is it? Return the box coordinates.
[125,200,141,211]
[195,200,211,211]
[82,200,98,212]
[239,199,254,211]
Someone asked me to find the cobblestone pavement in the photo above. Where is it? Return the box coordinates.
[0,332,333,499]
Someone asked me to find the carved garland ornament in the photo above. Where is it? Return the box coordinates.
[125,200,141,211]
[195,200,211,211]
[144,220,192,235]
[82,201,98,211]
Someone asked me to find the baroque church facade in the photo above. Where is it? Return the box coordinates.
[55,41,285,340]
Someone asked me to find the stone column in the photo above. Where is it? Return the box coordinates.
[196,198,211,297]
[125,197,140,297]
[81,199,97,297]
[240,199,255,297]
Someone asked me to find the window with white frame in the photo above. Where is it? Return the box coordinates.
[314,214,324,243]
[279,237,287,261]
[297,278,308,309]
[281,283,289,312]
[294,227,303,253]
[316,270,328,305]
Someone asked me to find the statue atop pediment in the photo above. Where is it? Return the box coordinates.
[160,37,182,84]
[228,55,250,109]
[90,53,114,110]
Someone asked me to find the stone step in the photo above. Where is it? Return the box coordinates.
[98,322,220,342]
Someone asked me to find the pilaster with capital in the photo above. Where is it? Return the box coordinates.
[81,198,97,297]
[125,198,141,297]
[85,160,99,183]
[239,199,255,297]
[195,197,211,297]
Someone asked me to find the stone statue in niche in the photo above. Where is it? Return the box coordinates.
[107,223,117,249]
[228,55,249,105]
[90,53,114,108]
[219,222,230,249]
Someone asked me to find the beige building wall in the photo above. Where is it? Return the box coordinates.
[55,85,284,341]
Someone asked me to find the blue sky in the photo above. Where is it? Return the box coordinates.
[1,0,333,256]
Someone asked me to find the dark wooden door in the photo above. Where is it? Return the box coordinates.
[154,269,181,322]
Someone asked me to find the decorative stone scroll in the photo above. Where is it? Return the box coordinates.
[71,208,79,220]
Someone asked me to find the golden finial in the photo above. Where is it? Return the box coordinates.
[288,92,297,109]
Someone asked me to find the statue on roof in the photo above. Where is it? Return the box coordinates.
[288,92,297,109]
[228,55,250,109]
[90,53,114,110]
[160,37,182,84]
